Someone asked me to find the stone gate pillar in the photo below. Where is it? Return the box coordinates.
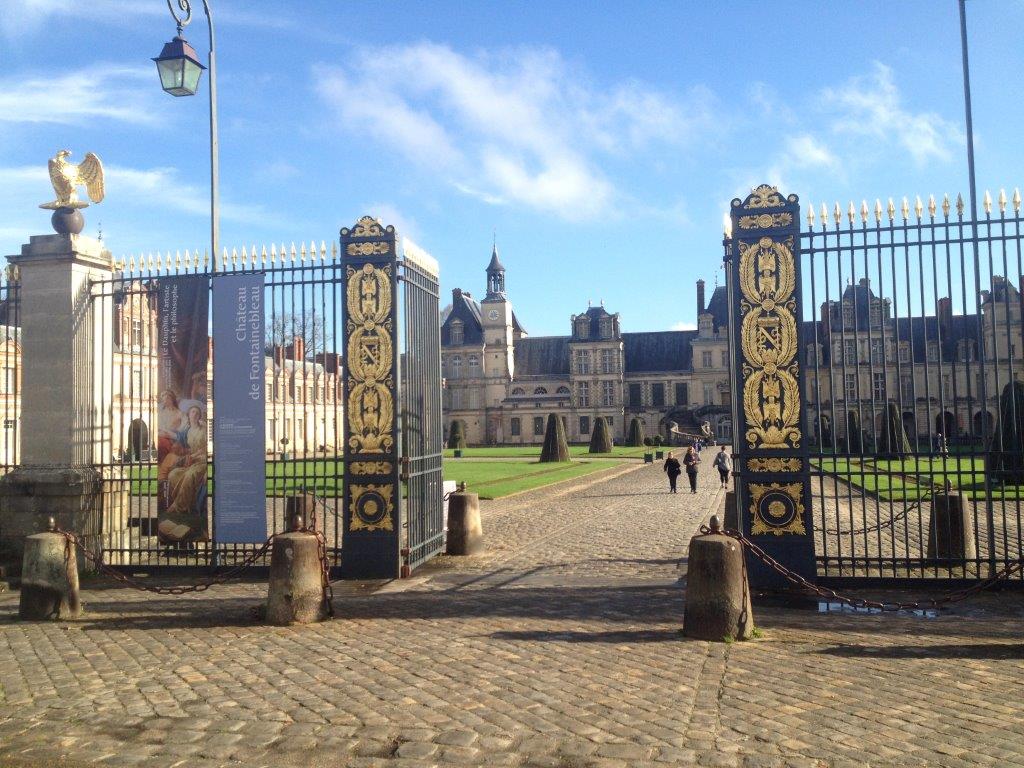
[726,186,816,587]
[0,233,123,573]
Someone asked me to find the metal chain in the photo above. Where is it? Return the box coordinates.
[54,525,334,613]
[699,524,1024,612]
[822,489,933,537]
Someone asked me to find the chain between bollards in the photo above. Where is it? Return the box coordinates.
[696,521,1024,612]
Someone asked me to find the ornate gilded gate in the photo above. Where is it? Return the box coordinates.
[340,217,444,579]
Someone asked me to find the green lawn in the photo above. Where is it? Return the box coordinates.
[443,445,652,459]
[816,456,1024,500]
[123,456,625,500]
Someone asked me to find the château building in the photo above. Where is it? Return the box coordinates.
[440,246,734,445]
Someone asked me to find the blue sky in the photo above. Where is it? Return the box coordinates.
[3,0,1024,335]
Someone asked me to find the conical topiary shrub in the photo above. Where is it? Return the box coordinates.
[540,413,570,463]
[876,401,911,458]
[845,410,862,454]
[447,419,466,450]
[626,417,645,447]
[992,380,1024,485]
[589,416,613,454]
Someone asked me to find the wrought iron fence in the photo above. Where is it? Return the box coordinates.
[801,191,1024,581]
[0,269,20,475]
[90,243,345,570]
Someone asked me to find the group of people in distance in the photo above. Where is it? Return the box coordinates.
[662,443,732,494]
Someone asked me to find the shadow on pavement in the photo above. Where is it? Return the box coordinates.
[487,628,684,643]
[815,642,1024,659]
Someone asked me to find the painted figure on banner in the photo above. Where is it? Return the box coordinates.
[156,276,210,544]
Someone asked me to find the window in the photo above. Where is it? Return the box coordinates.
[511,387,525,396]
[606,416,614,428]
[675,382,688,405]
[575,318,589,339]
[927,342,939,362]
[871,339,883,364]
[602,381,615,406]
[721,350,729,368]
[900,375,913,401]
[601,349,616,373]
[450,388,463,409]
[469,389,480,409]
[872,372,886,400]
[870,303,882,327]
[844,340,857,365]
[510,417,521,436]
[580,416,590,435]
[556,386,570,395]
[651,382,665,407]
[131,319,143,348]
[1,367,14,394]
[578,381,590,407]
[450,355,462,379]
[702,351,713,368]
[959,340,976,362]
[534,387,547,395]
[450,321,463,346]
[600,318,612,338]
[943,375,952,400]
[629,382,642,407]
[845,373,857,400]
[468,355,480,377]
[533,416,544,435]
[806,345,817,366]
[899,344,911,364]
[703,383,713,405]
[576,350,591,374]
[842,305,854,327]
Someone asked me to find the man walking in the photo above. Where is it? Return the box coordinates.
[713,446,732,488]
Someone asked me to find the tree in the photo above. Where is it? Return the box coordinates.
[266,310,332,357]
[448,420,466,450]
[845,410,862,454]
[992,381,1024,485]
[539,413,570,463]
[626,417,645,447]
[876,401,911,458]
[588,417,613,454]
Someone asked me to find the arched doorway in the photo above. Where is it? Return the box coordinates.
[935,411,956,438]
[973,410,994,440]
[902,412,916,443]
[127,418,149,461]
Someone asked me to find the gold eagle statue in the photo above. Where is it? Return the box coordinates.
[39,149,105,210]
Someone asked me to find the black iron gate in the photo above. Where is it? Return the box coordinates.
[727,184,1024,585]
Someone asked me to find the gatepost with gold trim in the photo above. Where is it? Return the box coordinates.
[727,185,816,586]
[340,216,402,579]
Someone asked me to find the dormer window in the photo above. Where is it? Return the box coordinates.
[450,320,463,346]
[575,318,589,339]
[600,318,612,338]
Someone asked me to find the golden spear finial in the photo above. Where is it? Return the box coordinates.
[887,198,896,221]
[860,200,869,224]
[928,194,936,218]
[983,190,992,215]
[942,194,951,218]
[999,189,1007,214]
[874,199,883,223]
[1014,188,1021,213]
[956,193,965,217]
[914,196,923,220]
[900,197,909,221]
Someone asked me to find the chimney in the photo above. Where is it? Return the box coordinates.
[697,279,706,315]
[273,345,285,367]
[937,297,952,336]
[452,287,462,301]
[290,336,305,361]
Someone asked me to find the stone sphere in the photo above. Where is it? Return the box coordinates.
[51,207,84,235]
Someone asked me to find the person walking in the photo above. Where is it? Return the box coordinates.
[663,451,682,493]
[713,446,732,488]
[683,445,700,493]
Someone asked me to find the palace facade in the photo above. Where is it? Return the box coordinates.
[441,247,733,445]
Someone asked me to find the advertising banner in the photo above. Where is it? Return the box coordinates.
[156,276,210,544]
[212,273,267,543]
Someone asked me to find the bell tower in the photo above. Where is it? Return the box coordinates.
[480,241,515,441]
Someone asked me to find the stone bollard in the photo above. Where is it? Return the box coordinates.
[683,515,753,641]
[285,493,317,530]
[19,518,82,620]
[723,490,739,532]
[446,482,484,556]
[926,492,977,562]
[265,513,328,625]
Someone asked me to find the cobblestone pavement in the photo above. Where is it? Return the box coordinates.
[2,460,1024,768]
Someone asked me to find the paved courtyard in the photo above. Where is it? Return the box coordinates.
[1,460,1024,768]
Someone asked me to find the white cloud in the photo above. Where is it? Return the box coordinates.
[314,43,713,222]
[360,203,419,241]
[821,62,960,165]
[671,321,697,331]
[0,64,163,126]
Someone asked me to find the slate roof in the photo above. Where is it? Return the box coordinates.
[486,245,504,273]
[441,289,484,346]
[571,305,619,340]
[623,331,695,372]
[804,314,982,365]
[513,336,570,376]
[705,285,729,329]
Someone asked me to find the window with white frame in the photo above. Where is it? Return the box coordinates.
[450,320,463,345]
[844,340,857,365]
[703,383,713,404]
[900,375,913,401]
[450,355,462,379]
[601,349,616,373]
[845,373,857,400]
[578,381,590,407]
[131,319,143,348]
[533,416,544,435]
[576,350,591,374]
[721,350,729,368]
[870,339,883,364]
[899,343,911,363]
[702,351,712,368]
[468,355,480,377]
[534,386,547,395]
[602,381,615,406]
[872,372,886,400]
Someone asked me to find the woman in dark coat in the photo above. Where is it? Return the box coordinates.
[683,446,700,493]
[663,451,681,493]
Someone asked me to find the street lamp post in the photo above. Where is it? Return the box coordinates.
[154,0,219,272]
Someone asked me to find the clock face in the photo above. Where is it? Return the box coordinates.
[488,309,499,320]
